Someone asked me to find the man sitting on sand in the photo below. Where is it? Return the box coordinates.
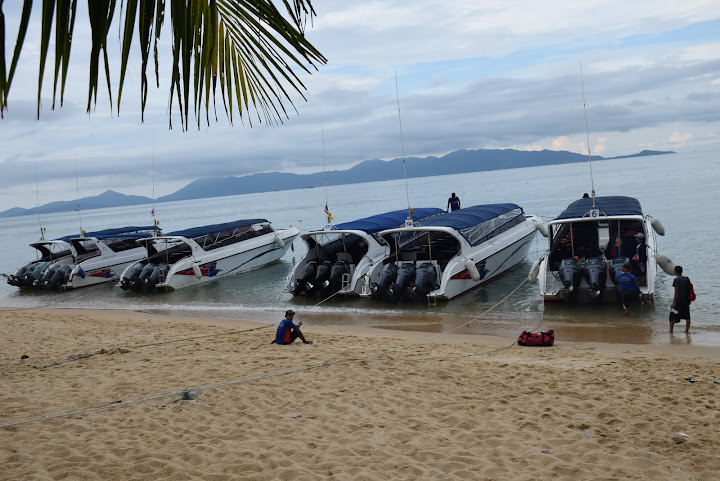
[272,310,312,345]
[615,262,644,315]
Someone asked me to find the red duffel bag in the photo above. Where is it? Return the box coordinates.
[517,329,554,347]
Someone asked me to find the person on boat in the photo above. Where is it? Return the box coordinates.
[630,232,647,286]
[447,193,461,212]
[669,265,692,333]
[615,262,644,315]
[272,310,312,345]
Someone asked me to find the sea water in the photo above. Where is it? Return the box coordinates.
[0,151,717,345]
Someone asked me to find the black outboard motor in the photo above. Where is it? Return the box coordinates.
[133,263,157,291]
[147,263,170,289]
[609,257,630,286]
[388,263,417,303]
[558,258,581,293]
[23,262,50,287]
[371,262,398,300]
[582,256,607,298]
[43,264,72,290]
[293,260,318,295]
[411,262,439,301]
[328,261,350,292]
[120,263,144,291]
[38,263,63,288]
[7,263,33,287]
[306,261,332,296]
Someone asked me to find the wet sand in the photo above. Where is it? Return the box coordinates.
[1,307,719,480]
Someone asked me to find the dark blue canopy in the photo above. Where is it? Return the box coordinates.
[334,208,443,234]
[419,204,521,229]
[59,226,159,242]
[555,196,643,220]
[166,219,268,238]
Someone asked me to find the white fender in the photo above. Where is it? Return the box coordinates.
[274,235,285,248]
[465,259,481,281]
[533,219,548,237]
[192,263,202,279]
[528,258,541,283]
[650,217,665,236]
[656,253,676,275]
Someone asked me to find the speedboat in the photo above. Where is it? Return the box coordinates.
[119,219,299,291]
[284,208,444,297]
[530,196,673,303]
[362,204,543,302]
[5,226,159,290]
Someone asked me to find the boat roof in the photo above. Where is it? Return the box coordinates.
[165,219,268,238]
[555,196,643,220]
[333,208,443,234]
[53,226,158,242]
[417,204,522,229]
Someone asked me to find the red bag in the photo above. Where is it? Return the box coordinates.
[688,279,696,303]
[517,330,554,347]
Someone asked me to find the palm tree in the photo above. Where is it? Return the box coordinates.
[0,0,326,130]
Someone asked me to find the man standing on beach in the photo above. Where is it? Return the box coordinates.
[273,310,312,345]
[670,265,691,333]
[447,193,461,212]
[615,262,643,315]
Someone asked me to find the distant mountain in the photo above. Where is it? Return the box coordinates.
[0,148,674,217]
[0,190,152,218]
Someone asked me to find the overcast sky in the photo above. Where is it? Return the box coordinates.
[1,1,719,212]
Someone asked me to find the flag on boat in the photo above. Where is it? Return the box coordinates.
[324,205,333,223]
[151,208,155,215]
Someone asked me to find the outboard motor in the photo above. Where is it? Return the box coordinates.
[388,263,417,303]
[411,262,439,301]
[609,257,630,286]
[293,260,318,295]
[306,261,332,296]
[582,256,607,298]
[328,261,350,292]
[371,262,398,300]
[558,258,581,293]
[133,263,157,291]
[43,264,71,290]
[38,263,63,288]
[24,262,50,287]
[7,263,33,287]
[120,263,144,291]
[147,263,170,289]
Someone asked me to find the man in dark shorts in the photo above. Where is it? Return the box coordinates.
[670,265,691,333]
[272,310,312,345]
[615,262,643,315]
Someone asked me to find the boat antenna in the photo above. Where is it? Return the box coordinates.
[321,109,332,226]
[152,137,159,234]
[394,71,412,220]
[35,160,45,241]
[580,61,596,209]
[74,157,84,237]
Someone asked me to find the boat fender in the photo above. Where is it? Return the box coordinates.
[274,235,285,248]
[533,219,548,237]
[656,253,676,275]
[464,259,481,282]
[192,263,202,279]
[650,217,665,236]
[528,258,541,283]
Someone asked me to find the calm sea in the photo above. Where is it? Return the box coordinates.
[1,151,718,345]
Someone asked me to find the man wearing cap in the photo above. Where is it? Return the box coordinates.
[272,310,312,345]
[615,262,644,315]
[630,232,647,286]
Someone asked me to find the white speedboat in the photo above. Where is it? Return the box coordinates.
[285,208,444,297]
[531,196,672,303]
[362,204,543,302]
[5,226,159,290]
[119,219,299,291]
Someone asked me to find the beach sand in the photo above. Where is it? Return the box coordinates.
[1,307,718,480]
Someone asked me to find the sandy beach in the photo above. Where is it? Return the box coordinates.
[1,307,718,480]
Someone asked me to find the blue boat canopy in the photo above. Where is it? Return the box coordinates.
[334,208,443,234]
[59,226,159,242]
[166,219,268,238]
[416,203,524,246]
[555,196,643,220]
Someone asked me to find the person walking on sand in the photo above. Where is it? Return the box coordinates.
[615,262,643,315]
[447,193,461,212]
[272,310,312,345]
[670,265,692,333]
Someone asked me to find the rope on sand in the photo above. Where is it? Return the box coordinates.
[0,276,542,428]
